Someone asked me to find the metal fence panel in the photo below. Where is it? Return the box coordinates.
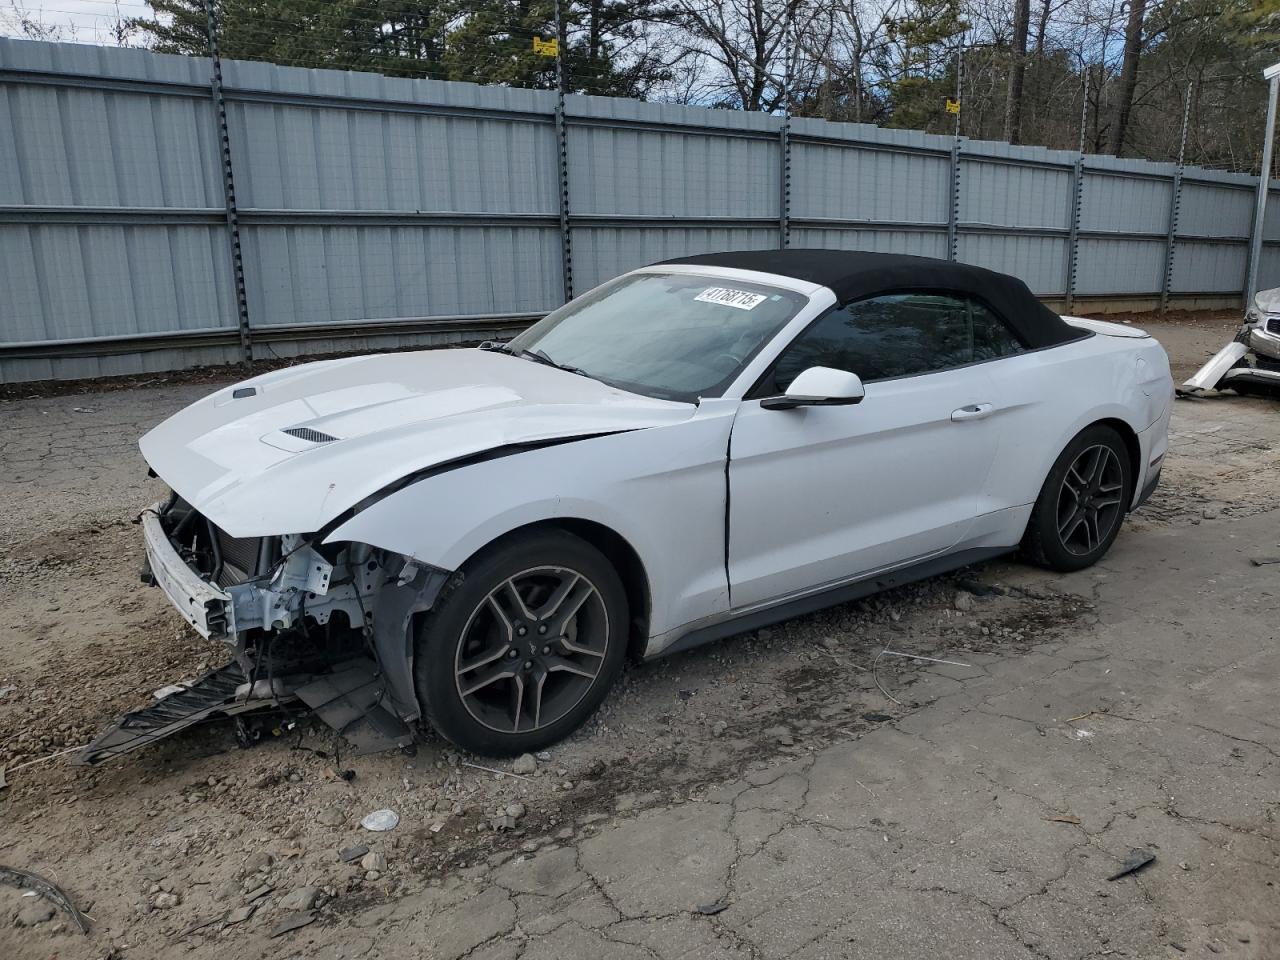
[227,102,559,214]
[1178,181,1254,239]
[568,126,779,219]
[958,232,1070,296]
[791,142,950,226]
[242,224,562,325]
[1170,241,1250,294]
[570,226,777,292]
[0,222,239,339]
[790,228,948,259]
[1079,172,1172,236]
[1074,238,1168,296]
[959,159,1072,231]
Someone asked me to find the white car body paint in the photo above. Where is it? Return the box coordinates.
[140,267,1173,661]
[727,360,1000,607]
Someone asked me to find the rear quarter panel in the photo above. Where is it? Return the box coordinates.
[981,332,1171,515]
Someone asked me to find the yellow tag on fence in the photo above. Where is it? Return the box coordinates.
[945,98,961,115]
[532,37,559,57]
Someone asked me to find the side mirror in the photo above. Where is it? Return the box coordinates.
[761,367,865,410]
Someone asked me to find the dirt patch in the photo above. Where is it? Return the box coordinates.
[0,520,217,769]
[1130,395,1280,527]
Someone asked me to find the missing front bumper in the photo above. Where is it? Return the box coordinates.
[120,496,451,763]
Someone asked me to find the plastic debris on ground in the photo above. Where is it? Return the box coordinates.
[360,809,400,831]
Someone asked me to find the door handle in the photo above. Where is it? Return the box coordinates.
[951,403,995,422]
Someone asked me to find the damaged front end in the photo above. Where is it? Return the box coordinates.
[78,495,451,765]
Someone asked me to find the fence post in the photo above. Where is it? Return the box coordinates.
[947,46,962,261]
[1159,168,1183,314]
[1160,83,1192,314]
[947,140,961,261]
[777,12,792,249]
[1064,155,1085,313]
[553,0,573,302]
[203,0,251,365]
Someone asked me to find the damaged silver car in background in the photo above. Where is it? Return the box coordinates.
[1182,288,1280,396]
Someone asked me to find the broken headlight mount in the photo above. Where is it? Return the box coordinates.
[93,499,452,764]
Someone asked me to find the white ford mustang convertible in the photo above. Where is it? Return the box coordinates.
[90,250,1173,760]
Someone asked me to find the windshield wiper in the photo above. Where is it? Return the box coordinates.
[518,348,590,378]
[483,341,592,379]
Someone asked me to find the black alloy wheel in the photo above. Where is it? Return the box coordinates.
[1023,424,1132,572]
[415,529,628,755]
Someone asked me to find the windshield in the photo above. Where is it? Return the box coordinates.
[505,272,807,402]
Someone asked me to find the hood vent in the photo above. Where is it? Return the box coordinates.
[282,426,339,444]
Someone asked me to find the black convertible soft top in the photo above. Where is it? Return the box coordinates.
[659,249,1084,350]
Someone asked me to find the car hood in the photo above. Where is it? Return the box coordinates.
[140,349,694,537]
[1254,288,1280,315]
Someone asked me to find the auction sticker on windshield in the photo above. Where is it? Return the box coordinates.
[694,287,768,310]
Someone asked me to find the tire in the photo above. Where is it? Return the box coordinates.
[1022,425,1132,572]
[415,529,628,755]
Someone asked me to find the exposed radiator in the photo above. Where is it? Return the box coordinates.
[214,526,261,588]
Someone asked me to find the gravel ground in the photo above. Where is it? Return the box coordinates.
[1,313,1278,960]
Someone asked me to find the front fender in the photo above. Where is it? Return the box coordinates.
[324,406,738,642]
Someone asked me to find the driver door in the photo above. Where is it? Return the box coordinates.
[726,293,1006,608]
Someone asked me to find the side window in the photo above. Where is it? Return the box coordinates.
[971,301,1025,362]
[769,293,1022,392]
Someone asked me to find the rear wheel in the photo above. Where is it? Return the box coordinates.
[1023,425,1132,572]
[415,529,628,755]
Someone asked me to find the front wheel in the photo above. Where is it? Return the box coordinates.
[415,529,628,755]
[1022,425,1132,572]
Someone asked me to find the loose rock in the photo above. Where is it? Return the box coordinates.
[278,886,320,911]
[243,851,273,874]
[270,911,316,937]
[339,844,369,863]
[512,754,538,776]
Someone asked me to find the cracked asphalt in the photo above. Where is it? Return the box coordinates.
[2,316,1279,960]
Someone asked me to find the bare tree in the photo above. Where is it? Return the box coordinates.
[1108,0,1147,154]
[1005,0,1031,142]
[667,0,836,110]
